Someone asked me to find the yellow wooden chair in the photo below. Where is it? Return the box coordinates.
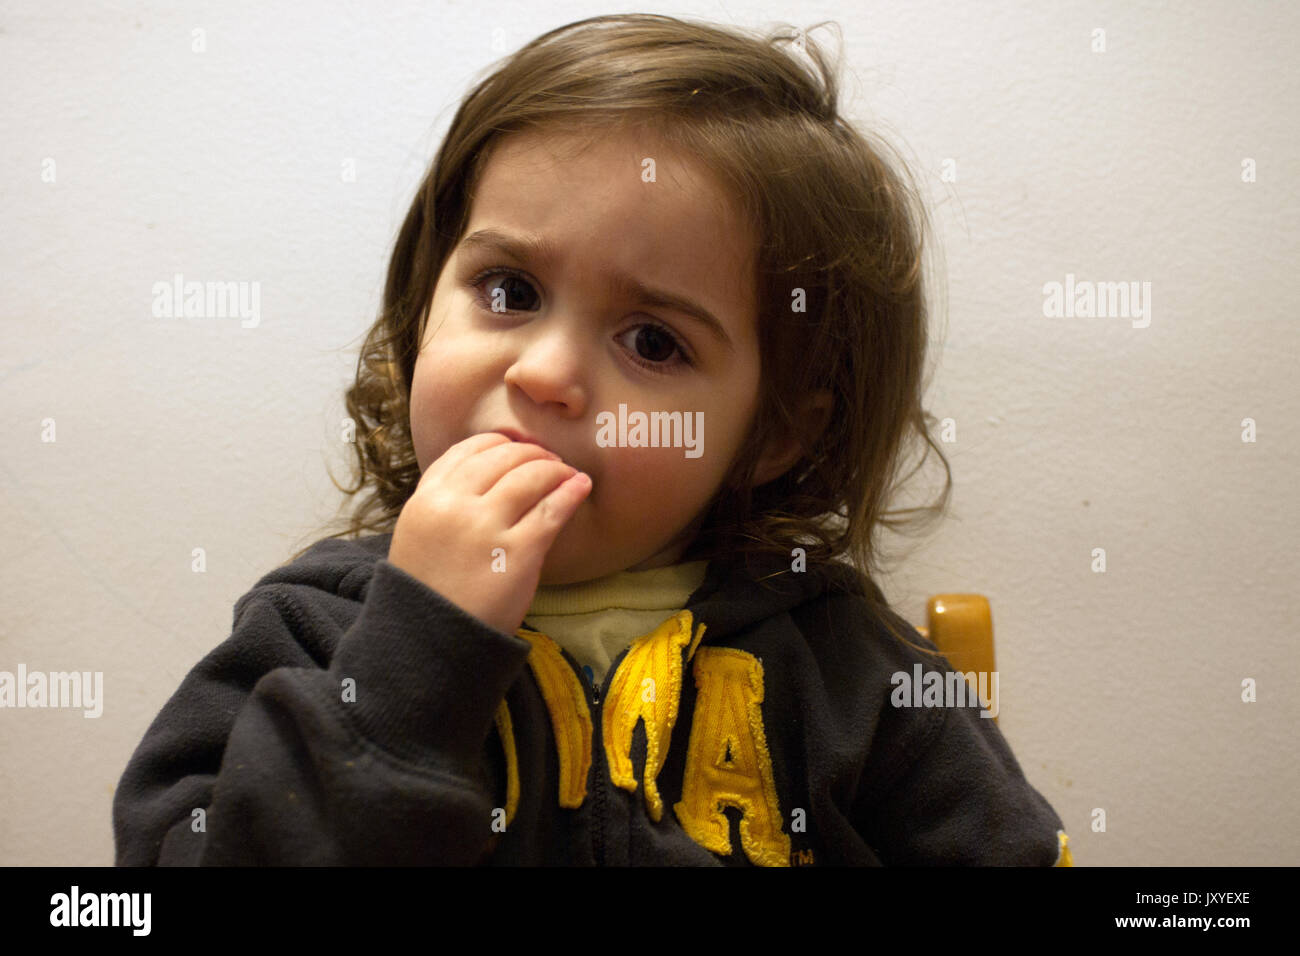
[913,594,997,724]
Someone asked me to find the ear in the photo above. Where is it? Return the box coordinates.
[752,390,833,487]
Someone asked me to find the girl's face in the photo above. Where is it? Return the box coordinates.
[408,126,779,585]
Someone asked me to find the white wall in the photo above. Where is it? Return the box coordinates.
[2,0,1296,865]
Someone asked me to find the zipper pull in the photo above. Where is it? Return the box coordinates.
[583,665,601,706]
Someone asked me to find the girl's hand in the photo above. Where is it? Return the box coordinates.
[388,432,592,636]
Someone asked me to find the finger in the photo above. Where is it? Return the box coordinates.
[486,458,580,526]
[514,470,592,540]
[426,432,514,481]
[415,432,513,492]
[453,439,565,496]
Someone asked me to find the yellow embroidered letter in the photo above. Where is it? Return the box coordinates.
[518,630,592,808]
[602,611,698,821]
[492,700,519,825]
[674,647,791,866]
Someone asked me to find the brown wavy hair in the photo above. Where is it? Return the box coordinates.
[293,13,952,652]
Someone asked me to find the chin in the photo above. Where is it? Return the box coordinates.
[537,533,635,585]
[537,555,608,587]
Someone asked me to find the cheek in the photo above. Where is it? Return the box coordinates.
[593,444,727,518]
[408,347,475,469]
[589,397,752,499]
[411,312,488,402]
[406,375,439,473]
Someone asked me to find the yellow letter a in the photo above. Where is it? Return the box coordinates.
[673,647,790,866]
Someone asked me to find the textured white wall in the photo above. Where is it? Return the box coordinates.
[2,0,1296,866]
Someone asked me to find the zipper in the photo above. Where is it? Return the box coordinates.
[590,683,606,866]
[523,611,722,864]
[533,632,640,867]
[562,645,619,866]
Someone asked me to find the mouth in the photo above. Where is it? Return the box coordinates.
[494,427,545,447]
[492,428,567,462]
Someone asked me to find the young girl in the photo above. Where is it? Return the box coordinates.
[113,13,1070,866]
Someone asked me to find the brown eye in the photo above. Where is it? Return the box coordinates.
[635,325,678,362]
[614,323,692,373]
[482,273,540,312]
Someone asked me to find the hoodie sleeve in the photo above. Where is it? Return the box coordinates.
[112,559,532,865]
[850,688,1072,866]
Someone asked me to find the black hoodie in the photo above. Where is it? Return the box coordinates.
[112,534,1070,866]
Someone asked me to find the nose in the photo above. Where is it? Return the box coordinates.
[502,323,589,417]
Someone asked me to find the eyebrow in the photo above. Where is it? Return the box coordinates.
[457,228,736,352]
